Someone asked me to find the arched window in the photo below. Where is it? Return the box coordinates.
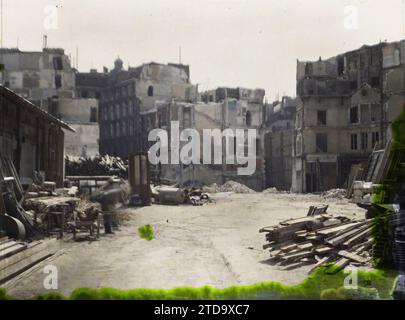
[148,85,154,97]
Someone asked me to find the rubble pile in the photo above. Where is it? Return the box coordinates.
[203,181,255,194]
[65,155,128,178]
[321,189,347,200]
[260,205,373,273]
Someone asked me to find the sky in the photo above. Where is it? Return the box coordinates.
[2,0,405,100]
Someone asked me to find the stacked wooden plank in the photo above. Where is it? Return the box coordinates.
[0,235,60,284]
[260,207,373,273]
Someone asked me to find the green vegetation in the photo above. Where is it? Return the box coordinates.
[1,266,396,300]
[0,288,11,300]
[138,224,154,241]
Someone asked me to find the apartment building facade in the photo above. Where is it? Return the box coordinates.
[292,40,405,193]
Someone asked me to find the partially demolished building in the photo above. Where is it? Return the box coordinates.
[77,59,196,158]
[292,40,405,193]
[155,87,266,191]
[264,96,298,191]
[0,48,100,158]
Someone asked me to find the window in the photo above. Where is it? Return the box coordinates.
[317,110,327,126]
[372,132,380,148]
[371,77,380,87]
[350,106,359,124]
[54,75,62,89]
[360,104,370,123]
[81,90,89,98]
[361,133,368,150]
[148,85,154,97]
[183,108,191,128]
[316,133,327,153]
[371,104,381,122]
[53,57,63,70]
[246,111,252,126]
[351,134,358,150]
[90,107,98,123]
[305,63,313,75]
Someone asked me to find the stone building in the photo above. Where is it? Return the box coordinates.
[292,40,405,193]
[153,87,266,191]
[264,96,297,191]
[78,59,196,158]
[0,48,75,105]
[0,48,100,157]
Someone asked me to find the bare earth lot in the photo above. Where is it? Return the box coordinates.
[4,192,366,299]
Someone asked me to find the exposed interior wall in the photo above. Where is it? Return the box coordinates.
[0,48,75,104]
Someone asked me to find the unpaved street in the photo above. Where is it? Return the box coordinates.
[5,192,366,299]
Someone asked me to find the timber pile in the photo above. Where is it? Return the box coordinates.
[260,206,373,273]
[0,235,60,284]
[65,155,128,178]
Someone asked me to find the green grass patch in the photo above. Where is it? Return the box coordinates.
[138,224,154,241]
[1,266,397,300]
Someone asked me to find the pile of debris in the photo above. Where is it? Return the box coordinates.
[321,189,347,200]
[65,155,128,178]
[260,205,373,273]
[203,181,255,194]
[151,185,210,206]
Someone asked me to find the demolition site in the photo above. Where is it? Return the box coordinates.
[0,37,405,300]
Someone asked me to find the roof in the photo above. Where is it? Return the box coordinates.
[0,85,76,132]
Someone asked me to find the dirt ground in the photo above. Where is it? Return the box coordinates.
[4,192,366,299]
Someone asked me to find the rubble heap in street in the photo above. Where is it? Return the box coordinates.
[260,205,373,273]
[65,155,128,178]
[203,181,255,194]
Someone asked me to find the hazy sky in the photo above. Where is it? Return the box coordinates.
[3,0,405,100]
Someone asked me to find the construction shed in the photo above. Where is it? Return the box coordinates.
[0,85,75,187]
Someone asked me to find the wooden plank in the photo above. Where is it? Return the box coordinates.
[315,246,334,255]
[351,239,373,252]
[0,239,59,272]
[297,242,313,251]
[325,257,350,274]
[307,256,333,274]
[0,238,13,246]
[342,228,371,248]
[0,243,27,260]
[282,250,314,262]
[0,244,57,284]
[0,240,19,252]
[317,221,364,237]
[325,224,369,247]
[338,250,369,264]
[280,243,298,252]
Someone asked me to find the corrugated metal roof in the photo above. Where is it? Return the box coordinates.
[0,85,76,132]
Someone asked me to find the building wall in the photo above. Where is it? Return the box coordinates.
[94,61,195,158]
[264,97,297,191]
[0,88,66,186]
[0,48,75,104]
[293,40,405,193]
